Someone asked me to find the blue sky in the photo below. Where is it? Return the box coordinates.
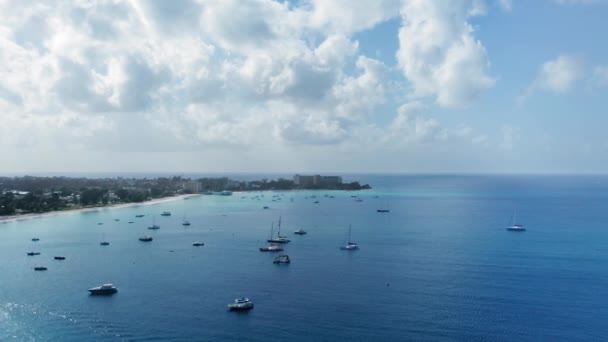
[0,0,607,174]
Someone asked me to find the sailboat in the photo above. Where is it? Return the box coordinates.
[148,216,160,230]
[507,210,526,231]
[100,233,110,246]
[182,213,191,226]
[340,225,359,250]
[267,218,290,243]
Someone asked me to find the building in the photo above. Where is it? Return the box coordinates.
[183,181,202,193]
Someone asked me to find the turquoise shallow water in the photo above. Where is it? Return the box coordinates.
[1,175,608,341]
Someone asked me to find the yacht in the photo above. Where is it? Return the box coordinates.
[100,241,110,246]
[34,266,47,271]
[507,210,526,231]
[148,217,160,230]
[88,284,118,295]
[273,254,291,264]
[259,244,284,252]
[192,241,204,246]
[54,256,66,260]
[135,214,145,218]
[182,220,191,226]
[340,225,359,250]
[31,238,40,242]
[161,211,171,216]
[139,235,153,242]
[227,298,253,311]
[26,252,40,256]
[267,218,290,243]
[293,229,307,235]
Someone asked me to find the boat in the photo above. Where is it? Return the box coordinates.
[148,217,160,230]
[355,198,363,202]
[259,244,284,252]
[161,211,171,216]
[220,191,233,196]
[192,241,204,246]
[128,221,134,224]
[340,225,359,250]
[227,298,253,311]
[135,214,145,218]
[54,256,66,260]
[182,213,191,226]
[139,235,153,242]
[273,254,290,264]
[114,219,120,222]
[507,210,526,231]
[377,209,390,213]
[313,200,319,204]
[267,218,290,243]
[88,284,118,295]
[100,233,110,246]
[31,238,40,242]
[26,252,41,256]
[293,229,307,235]
[263,206,270,209]
[34,266,47,271]
[97,223,103,225]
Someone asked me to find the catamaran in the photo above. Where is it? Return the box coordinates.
[267,217,290,243]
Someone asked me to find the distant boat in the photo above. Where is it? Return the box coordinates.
[89,284,118,295]
[34,266,48,271]
[114,219,120,222]
[267,218,290,243]
[26,252,41,256]
[340,225,359,250]
[97,223,103,225]
[507,210,526,231]
[31,238,40,242]
[128,221,134,224]
[273,254,290,264]
[294,229,307,235]
[139,235,153,242]
[182,213,191,226]
[313,200,320,204]
[219,191,232,196]
[148,217,160,230]
[161,211,171,216]
[377,209,390,213]
[259,244,284,252]
[263,206,270,209]
[355,198,363,202]
[135,214,145,218]
[100,233,110,246]
[54,256,66,260]
[192,241,204,246]
[227,298,253,311]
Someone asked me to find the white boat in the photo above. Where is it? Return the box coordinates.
[192,241,204,246]
[273,254,290,264]
[294,229,307,235]
[507,210,526,231]
[267,217,290,243]
[259,243,283,252]
[89,284,118,295]
[148,217,160,230]
[340,225,359,250]
[227,298,253,311]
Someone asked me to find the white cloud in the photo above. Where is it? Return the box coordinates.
[499,124,520,150]
[591,65,608,87]
[498,0,513,11]
[396,0,495,108]
[554,0,608,5]
[519,55,586,102]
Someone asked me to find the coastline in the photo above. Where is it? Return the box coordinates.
[0,194,199,224]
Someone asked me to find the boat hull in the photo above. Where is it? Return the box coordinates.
[89,289,118,295]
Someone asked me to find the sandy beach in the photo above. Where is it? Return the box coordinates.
[0,194,199,224]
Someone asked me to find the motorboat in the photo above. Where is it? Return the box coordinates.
[135,214,145,218]
[26,252,41,256]
[31,238,40,242]
[161,211,171,216]
[263,206,270,209]
[259,244,284,252]
[54,256,66,260]
[139,235,153,242]
[100,241,110,246]
[227,298,253,311]
[88,284,118,295]
[192,241,204,246]
[273,254,291,264]
[377,209,390,213]
[182,220,191,226]
[293,229,307,235]
[34,266,47,271]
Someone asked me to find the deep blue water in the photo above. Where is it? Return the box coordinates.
[1,175,608,341]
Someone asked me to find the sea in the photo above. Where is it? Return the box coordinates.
[1,174,608,341]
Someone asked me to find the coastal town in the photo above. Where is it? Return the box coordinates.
[0,174,370,217]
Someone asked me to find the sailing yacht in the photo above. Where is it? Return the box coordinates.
[182,213,191,226]
[267,217,290,243]
[340,225,359,250]
[148,217,160,230]
[507,210,526,231]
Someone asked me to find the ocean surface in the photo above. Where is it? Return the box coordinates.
[1,175,608,341]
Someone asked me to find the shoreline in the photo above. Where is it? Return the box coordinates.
[0,194,199,224]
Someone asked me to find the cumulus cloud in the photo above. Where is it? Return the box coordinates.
[396,0,495,108]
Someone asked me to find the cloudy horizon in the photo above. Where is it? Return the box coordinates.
[1,0,607,174]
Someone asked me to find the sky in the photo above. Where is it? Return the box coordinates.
[1,0,607,174]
